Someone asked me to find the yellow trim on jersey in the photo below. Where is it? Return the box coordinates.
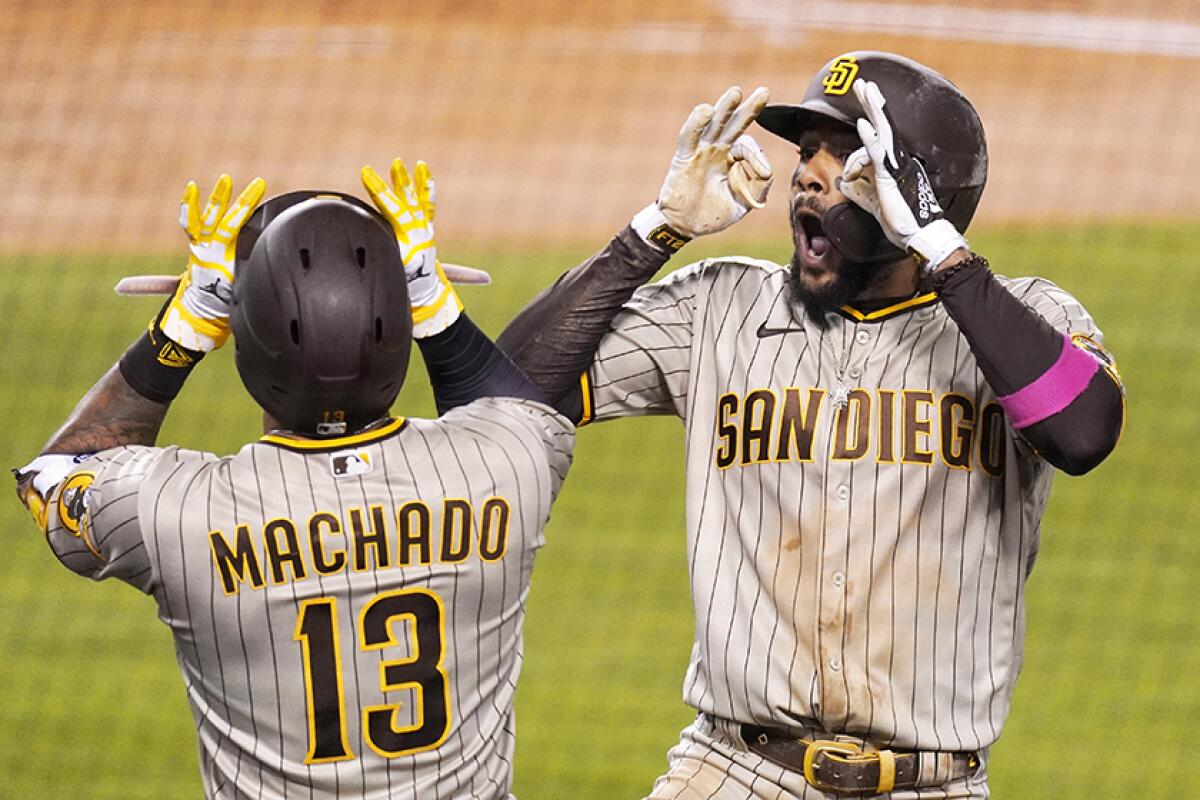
[1070,331,1128,450]
[840,292,938,322]
[260,417,407,451]
[577,371,594,426]
[1070,332,1124,388]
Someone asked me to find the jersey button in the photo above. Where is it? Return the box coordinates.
[831,572,845,587]
[829,657,842,671]
[848,366,861,379]
[855,330,870,345]
[836,485,849,500]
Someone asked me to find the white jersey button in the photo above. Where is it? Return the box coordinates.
[836,485,849,500]
[855,330,871,344]
[831,572,845,587]
[829,657,842,671]
[848,366,861,379]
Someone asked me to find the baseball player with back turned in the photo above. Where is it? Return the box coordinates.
[499,52,1125,798]
[13,160,576,798]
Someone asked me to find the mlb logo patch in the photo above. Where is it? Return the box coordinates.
[330,450,372,478]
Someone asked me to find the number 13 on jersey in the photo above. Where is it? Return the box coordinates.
[294,588,452,763]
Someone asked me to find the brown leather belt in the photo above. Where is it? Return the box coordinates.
[741,724,977,796]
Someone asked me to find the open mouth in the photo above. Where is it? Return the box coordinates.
[794,208,834,268]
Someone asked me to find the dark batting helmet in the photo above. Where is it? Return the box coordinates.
[757,51,988,263]
[229,191,412,437]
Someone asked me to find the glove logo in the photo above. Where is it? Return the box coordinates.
[197,278,233,304]
[156,340,196,368]
[648,223,691,251]
[407,251,433,283]
[822,56,859,96]
[915,170,942,221]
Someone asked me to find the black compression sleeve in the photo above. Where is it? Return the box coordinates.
[935,256,1124,474]
[498,225,673,417]
[416,313,546,415]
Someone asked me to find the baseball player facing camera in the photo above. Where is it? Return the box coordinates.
[14,161,575,798]
[501,52,1125,798]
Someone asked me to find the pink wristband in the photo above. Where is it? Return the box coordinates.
[997,334,1099,429]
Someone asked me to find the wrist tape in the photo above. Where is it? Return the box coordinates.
[118,300,205,403]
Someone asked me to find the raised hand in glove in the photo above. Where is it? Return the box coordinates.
[162,174,266,351]
[362,158,462,338]
[840,79,967,269]
[634,86,773,246]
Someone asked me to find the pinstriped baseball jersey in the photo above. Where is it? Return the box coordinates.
[585,256,1112,752]
[40,397,573,800]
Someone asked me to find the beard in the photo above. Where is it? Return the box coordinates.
[787,250,879,330]
[787,197,897,330]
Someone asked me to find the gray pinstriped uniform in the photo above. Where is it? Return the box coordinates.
[585,256,1107,758]
[42,398,573,800]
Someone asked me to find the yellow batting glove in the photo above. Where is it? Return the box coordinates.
[362,158,462,338]
[161,174,267,351]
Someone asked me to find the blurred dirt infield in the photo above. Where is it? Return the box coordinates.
[2,0,1199,252]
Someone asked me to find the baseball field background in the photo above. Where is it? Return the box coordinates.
[1,1,1197,798]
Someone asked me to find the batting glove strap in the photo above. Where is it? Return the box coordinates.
[411,285,465,339]
[906,219,968,269]
[631,203,692,253]
[161,271,231,351]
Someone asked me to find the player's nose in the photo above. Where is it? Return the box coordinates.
[792,149,842,197]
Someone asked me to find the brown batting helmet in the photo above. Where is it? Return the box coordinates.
[757,51,988,263]
[229,193,412,436]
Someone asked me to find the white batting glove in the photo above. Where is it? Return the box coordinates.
[841,79,967,268]
[634,86,773,245]
[162,175,267,351]
[362,158,462,338]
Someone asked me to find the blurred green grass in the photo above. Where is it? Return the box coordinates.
[0,222,1195,799]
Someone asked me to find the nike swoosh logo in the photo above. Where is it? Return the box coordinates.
[756,321,805,338]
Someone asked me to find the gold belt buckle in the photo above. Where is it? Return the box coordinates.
[802,739,897,795]
[802,740,863,793]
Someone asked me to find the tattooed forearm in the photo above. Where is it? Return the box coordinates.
[41,365,170,455]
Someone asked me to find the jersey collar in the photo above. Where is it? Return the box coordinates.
[838,292,939,323]
[259,416,409,452]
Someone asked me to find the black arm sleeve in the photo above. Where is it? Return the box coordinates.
[416,313,547,415]
[935,256,1124,475]
[498,226,673,420]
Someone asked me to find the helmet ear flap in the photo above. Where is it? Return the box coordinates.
[822,201,905,264]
